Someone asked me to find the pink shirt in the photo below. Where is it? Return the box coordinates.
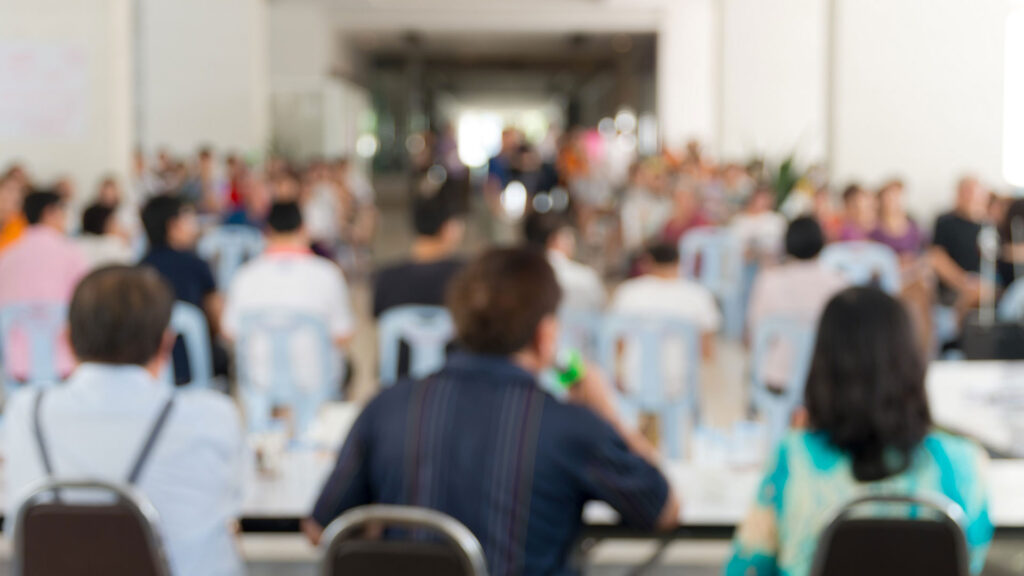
[0,227,89,379]
[748,260,849,387]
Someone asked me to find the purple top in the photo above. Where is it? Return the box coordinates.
[837,221,871,242]
[870,220,925,255]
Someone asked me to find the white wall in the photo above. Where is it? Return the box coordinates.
[139,0,268,157]
[832,0,1011,220]
[269,0,333,81]
[0,0,133,204]
[720,0,828,163]
[657,0,718,151]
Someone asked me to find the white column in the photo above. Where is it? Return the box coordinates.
[138,0,269,157]
[0,0,134,204]
[657,0,719,153]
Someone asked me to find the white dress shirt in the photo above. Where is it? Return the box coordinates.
[3,364,246,576]
[75,235,134,270]
[548,250,606,312]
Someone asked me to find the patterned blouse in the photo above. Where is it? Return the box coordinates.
[724,431,993,576]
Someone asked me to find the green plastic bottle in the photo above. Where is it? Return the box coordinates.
[555,349,586,390]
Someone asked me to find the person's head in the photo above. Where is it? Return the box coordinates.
[141,194,199,250]
[23,189,66,232]
[877,179,906,220]
[96,176,121,207]
[266,201,306,242]
[69,266,175,373]
[412,188,465,251]
[670,176,701,219]
[842,183,877,228]
[501,129,521,154]
[0,176,23,221]
[446,248,562,372]
[645,242,680,278]
[523,211,575,257]
[805,287,930,482]
[785,216,826,261]
[956,176,990,222]
[81,203,118,237]
[746,186,775,214]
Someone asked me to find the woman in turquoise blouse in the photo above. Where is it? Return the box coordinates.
[725,287,993,576]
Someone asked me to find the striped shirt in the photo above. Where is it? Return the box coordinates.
[312,352,670,576]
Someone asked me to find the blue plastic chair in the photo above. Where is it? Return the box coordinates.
[999,278,1024,322]
[750,316,817,449]
[197,225,265,289]
[160,302,213,389]
[597,314,701,459]
[820,241,901,294]
[235,310,341,441]
[680,228,745,339]
[558,309,603,360]
[378,305,454,386]
[0,303,68,393]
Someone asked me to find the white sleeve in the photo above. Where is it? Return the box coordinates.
[699,288,723,332]
[328,269,355,338]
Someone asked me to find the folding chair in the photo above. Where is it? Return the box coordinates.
[160,301,213,389]
[378,305,454,386]
[320,505,488,576]
[749,316,817,449]
[810,494,969,576]
[820,241,902,294]
[236,310,341,440]
[14,479,171,576]
[197,224,265,289]
[597,314,701,459]
[0,303,68,392]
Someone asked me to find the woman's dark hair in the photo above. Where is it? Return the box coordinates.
[785,217,825,260]
[69,266,175,366]
[23,190,63,225]
[805,287,931,482]
[447,247,561,355]
[141,194,184,248]
[81,203,115,236]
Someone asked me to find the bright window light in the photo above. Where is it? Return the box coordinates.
[1005,8,1024,187]
[457,112,503,168]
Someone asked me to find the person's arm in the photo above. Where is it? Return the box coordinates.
[959,444,994,574]
[328,269,356,350]
[929,246,973,293]
[723,443,788,576]
[204,292,224,337]
[567,366,657,462]
[701,333,716,361]
[304,402,376,545]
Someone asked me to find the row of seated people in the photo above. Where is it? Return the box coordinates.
[1,249,991,576]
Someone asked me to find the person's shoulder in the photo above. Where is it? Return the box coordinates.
[538,397,617,446]
[172,390,243,440]
[374,259,414,282]
[923,431,986,463]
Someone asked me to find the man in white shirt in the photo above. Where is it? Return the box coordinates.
[748,217,848,389]
[223,202,355,392]
[75,202,133,269]
[621,162,672,253]
[4,266,246,576]
[730,186,787,262]
[611,243,721,392]
[524,210,606,312]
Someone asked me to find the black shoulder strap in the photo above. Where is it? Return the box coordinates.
[32,389,55,477]
[126,396,176,485]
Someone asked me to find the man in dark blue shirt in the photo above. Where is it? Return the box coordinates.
[306,247,678,575]
[139,194,222,385]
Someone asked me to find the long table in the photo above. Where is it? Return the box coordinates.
[235,361,1024,536]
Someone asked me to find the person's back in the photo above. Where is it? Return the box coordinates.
[373,257,464,316]
[726,288,992,576]
[75,203,132,270]
[308,248,678,576]
[3,266,245,576]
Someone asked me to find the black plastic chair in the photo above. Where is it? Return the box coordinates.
[320,505,489,576]
[810,494,970,576]
[14,479,171,576]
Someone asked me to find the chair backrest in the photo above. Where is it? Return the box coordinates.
[320,505,488,576]
[197,225,265,289]
[235,310,340,439]
[679,227,744,297]
[999,278,1024,322]
[749,316,817,447]
[15,479,171,576]
[378,305,454,386]
[597,314,701,458]
[810,494,969,576]
[160,302,212,389]
[557,309,603,360]
[820,241,902,294]
[0,303,67,387]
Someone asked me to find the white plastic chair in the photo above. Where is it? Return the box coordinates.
[820,241,901,294]
[378,306,454,386]
[679,228,745,338]
[160,302,213,389]
[197,225,265,289]
[749,316,817,449]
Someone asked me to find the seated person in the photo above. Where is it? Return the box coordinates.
[140,194,224,384]
[725,287,992,576]
[4,266,245,576]
[0,190,88,380]
[837,183,877,242]
[930,176,990,311]
[373,184,465,318]
[304,247,679,575]
[524,210,605,312]
[870,179,925,258]
[730,186,787,263]
[76,202,133,269]
[660,177,710,245]
[223,202,354,393]
[747,217,847,390]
